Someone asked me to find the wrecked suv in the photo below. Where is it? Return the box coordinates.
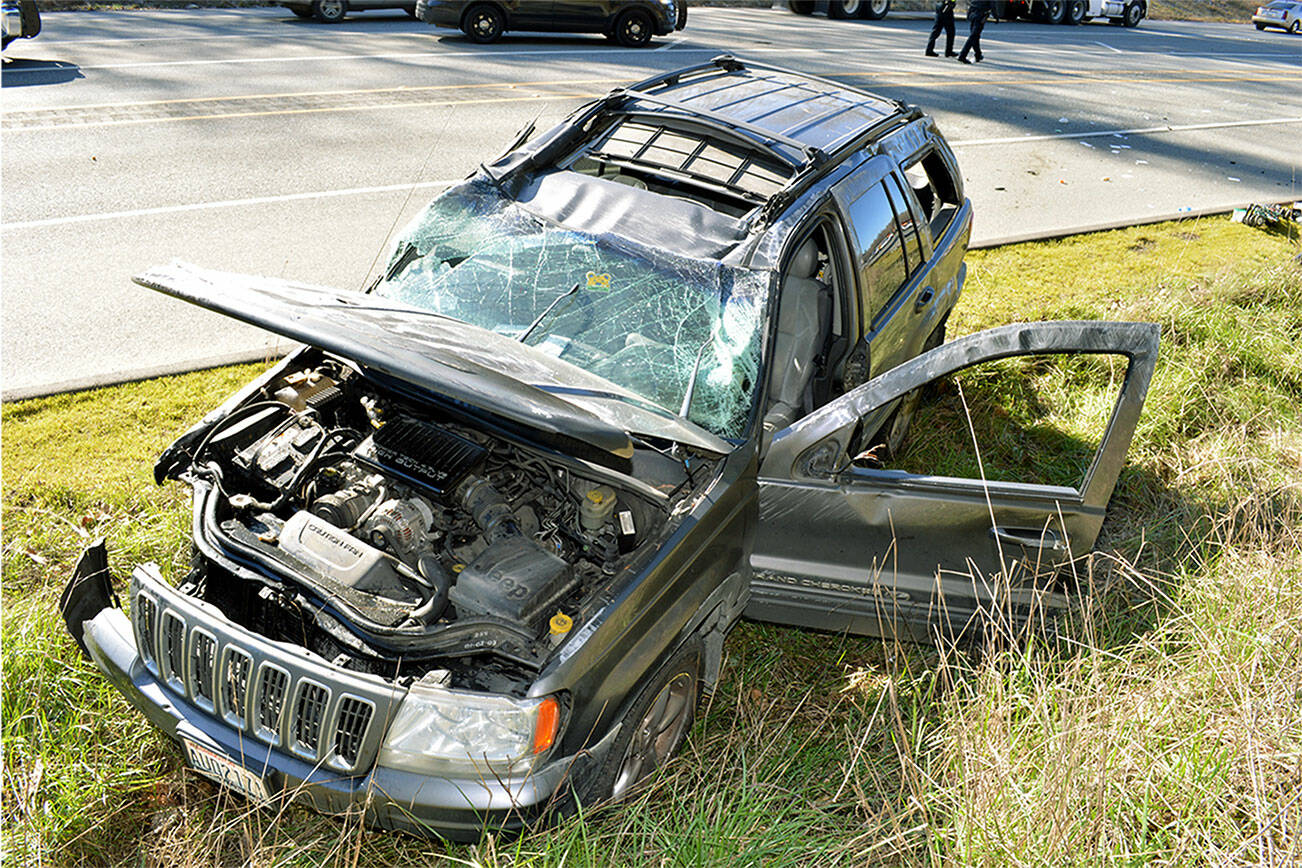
[60,57,1156,838]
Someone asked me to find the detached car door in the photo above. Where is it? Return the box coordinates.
[748,320,1159,642]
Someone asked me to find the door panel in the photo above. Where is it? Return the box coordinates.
[749,321,1160,639]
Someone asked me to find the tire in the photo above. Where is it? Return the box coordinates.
[788,0,815,13]
[613,8,654,47]
[311,0,346,23]
[572,640,701,808]
[1123,1,1143,26]
[861,0,890,20]
[288,5,313,18]
[1043,1,1067,24]
[828,1,860,20]
[1254,22,1266,30]
[1065,0,1086,25]
[461,3,504,42]
[1290,19,1301,34]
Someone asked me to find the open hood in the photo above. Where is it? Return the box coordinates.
[135,262,640,465]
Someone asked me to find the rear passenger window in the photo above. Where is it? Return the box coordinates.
[845,182,907,320]
[903,148,962,240]
[884,174,925,273]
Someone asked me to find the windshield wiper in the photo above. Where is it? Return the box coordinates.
[678,331,715,418]
[519,283,580,344]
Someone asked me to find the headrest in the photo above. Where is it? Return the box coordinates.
[788,239,820,280]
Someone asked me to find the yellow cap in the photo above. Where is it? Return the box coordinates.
[549,612,573,635]
[586,488,608,505]
[452,563,465,573]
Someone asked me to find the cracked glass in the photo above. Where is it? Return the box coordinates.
[375,178,770,440]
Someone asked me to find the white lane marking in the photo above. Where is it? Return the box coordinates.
[0,180,459,231]
[1093,41,1123,54]
[5,116,1300,230]
[952,116,1302,147]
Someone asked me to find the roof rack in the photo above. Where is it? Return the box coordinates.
[500,56,924,229]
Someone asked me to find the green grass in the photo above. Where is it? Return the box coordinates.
[4,216,1301,866]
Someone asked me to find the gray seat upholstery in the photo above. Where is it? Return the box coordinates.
[763,239,831,436]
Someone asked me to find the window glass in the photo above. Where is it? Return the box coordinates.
[845,182,907,323]
[880,353,1128,490]
[884,174,924,273]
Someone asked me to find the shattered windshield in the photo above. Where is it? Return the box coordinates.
[374,178,769,441]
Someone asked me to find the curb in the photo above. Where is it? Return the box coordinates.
[3,208,1245,403]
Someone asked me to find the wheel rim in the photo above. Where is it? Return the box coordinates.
[472,11,497,37]
[611,672,693,800]
[621,15,647,43]
[843,0,861,14]
[319,0,343,17]
[870,0,889,13]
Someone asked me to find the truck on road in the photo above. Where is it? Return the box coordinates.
[789,0,1146,27]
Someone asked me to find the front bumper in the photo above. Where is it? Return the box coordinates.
[61,543,615,841]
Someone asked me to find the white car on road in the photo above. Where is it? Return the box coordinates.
[1253,1,1302,33]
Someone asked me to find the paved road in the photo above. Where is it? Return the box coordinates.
[2,7,1299,399]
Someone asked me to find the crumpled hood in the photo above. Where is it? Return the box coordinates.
[135,261,639,464]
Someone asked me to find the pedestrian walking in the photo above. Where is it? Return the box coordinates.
[925,1,957,57]
[958,0,994,64]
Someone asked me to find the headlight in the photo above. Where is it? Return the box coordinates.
[377,684,560,777]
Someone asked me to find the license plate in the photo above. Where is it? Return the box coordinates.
[182,739,271,803]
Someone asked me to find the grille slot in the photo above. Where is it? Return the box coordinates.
[162,613,186,683]
[135,596,158,664]
[334,697,374,766]
[256,667,290,735]
[293,683,330,754]
[191,632,216,704]
[221,649,252,726]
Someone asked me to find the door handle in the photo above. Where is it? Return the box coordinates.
[991,526,1067,553]
[914,286,935,312]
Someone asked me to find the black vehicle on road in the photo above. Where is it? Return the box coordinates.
[61,57,1155,839]
[417,0,687,45]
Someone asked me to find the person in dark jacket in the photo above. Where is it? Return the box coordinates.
[925,1,957,57]
[958,0,994,64]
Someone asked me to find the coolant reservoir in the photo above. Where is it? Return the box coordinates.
[579,485,617,532]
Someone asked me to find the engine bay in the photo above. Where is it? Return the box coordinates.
[172,355,688,691]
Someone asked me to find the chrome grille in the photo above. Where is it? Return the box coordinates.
[135,596,157,663]
[191,631,216,705]
[130,567,400,774]
[293,682,330,755]
[162,613,185,683]
[334,698,374,766]
[257,667,289,735]
[221,649,252,727]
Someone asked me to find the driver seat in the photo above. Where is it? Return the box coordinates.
[763,238,831,438]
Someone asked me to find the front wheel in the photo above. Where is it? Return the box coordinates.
[573,641,701,809]
[1290,19,1300,33]
[1066,1,1086,24]
[461,3,504,42]
[613,8,654,47]
[311,0,346,23]
[1123,2,1144,26]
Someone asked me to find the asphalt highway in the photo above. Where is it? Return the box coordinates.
[2,6,1299,398]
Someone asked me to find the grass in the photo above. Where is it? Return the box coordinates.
[4,215,1302,865]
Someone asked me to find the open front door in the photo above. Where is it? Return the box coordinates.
[748,321,1159,642]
